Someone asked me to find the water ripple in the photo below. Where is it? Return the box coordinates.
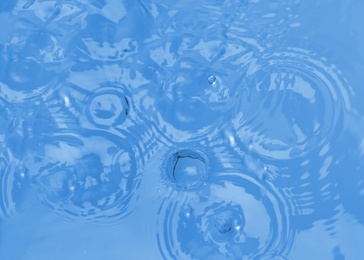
[0,0,363,259]
[56,82,134,131]
[0,151,28,220]
[136,40,255,143]
[25,129,142,223]
[233,48,349,160]
[0,10,71,103]
[333,116,364,225]
[157,171,293,259]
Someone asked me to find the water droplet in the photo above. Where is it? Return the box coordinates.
[208,75,217,85]
[88,90,130,127]
[166,149,208,189]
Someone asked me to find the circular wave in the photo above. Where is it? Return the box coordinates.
[46,82,139,136]
[159,131,248,190]
[25,129,142,223]
[157,172,293,259]
[0,98,28,220]
[138,62,242,143]
[333,124,364,225]
[0,21,66,102]
[164,148,210,190]
[233,48,348,160]
[85,84,131,129]
[136,3,261,143]
[0,152,29,220]
[0,58,58,102]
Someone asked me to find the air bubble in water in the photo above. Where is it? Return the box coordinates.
[208,75,217,85]
[166,149,208,189]
[88,91,129,127]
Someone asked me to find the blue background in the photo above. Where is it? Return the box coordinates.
[1,0,364,259]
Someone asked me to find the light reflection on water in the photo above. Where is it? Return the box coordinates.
[1,0,364,259]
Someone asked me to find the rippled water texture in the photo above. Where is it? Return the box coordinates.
[1,0,364,259]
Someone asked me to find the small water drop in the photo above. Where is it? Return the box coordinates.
[88,91,129,127]
[166,150,208,189]
[208,75,217,85]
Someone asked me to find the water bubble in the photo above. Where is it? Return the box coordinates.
[87,88,130,128]
[166,149,209,189]
[208,75,217,85]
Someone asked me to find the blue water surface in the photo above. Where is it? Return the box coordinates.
[1,0,364,259]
